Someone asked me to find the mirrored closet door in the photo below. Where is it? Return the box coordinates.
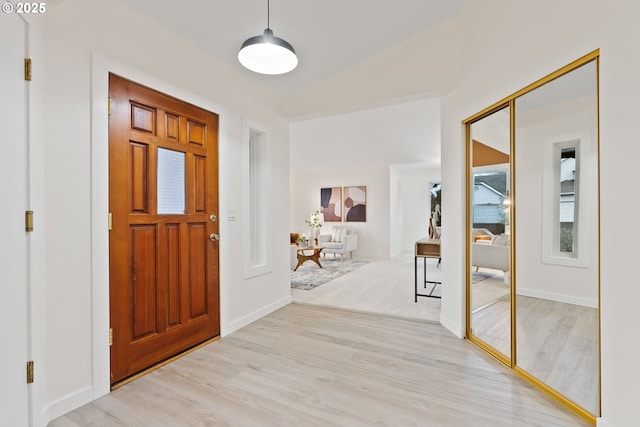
[467,105,512,362]
[464,51,600,423]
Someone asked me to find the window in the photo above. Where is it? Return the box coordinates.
[157,148,185,214]
[242,119,271,277]
[248,130,266,265]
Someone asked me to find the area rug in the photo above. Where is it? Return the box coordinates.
[291,258,369,290]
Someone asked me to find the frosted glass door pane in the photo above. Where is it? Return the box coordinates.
[157,148,185,214]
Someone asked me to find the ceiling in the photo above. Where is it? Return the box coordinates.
[120,0,467,100]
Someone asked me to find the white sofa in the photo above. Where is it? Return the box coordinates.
[318,226,358,259]
[471,233,510,272]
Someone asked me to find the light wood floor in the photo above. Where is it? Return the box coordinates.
[291,255,443,322]
[49,304,589,426]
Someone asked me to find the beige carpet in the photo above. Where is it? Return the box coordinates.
[292,256,442,323]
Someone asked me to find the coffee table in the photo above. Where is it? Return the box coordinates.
[293,246,324,271]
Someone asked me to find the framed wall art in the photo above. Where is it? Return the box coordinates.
[343,186,366,222]
[320,187,342,222]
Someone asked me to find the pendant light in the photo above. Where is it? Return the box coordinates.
[238,0,298,75]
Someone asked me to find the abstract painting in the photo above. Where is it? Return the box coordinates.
[320,187,342,222]
[343,186,366,222]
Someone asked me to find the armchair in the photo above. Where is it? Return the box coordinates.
[318,226,358,259]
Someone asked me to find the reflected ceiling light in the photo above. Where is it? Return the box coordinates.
[238,0,298,75]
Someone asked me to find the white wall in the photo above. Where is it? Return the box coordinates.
[291,167,390,259]
[389,166,441,257]
[41,0,291,420]
[289,98,441,172]
[436,1,640,426]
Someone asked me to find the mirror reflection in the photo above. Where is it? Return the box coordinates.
[469,106,511,359]
[514,60,599,415]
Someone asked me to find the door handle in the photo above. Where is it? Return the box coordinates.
[209,233,220,242]
[209,214,217,222]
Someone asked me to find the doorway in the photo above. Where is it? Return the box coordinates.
[108,74,220,385]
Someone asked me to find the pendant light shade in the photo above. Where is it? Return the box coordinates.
[238,1,298,75]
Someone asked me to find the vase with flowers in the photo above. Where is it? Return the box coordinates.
[305,210,323,245]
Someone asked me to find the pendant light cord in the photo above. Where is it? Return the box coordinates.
[267,0,270,29]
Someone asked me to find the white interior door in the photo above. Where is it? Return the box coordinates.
[0,12,31,426]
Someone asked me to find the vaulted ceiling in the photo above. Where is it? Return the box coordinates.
[120,0,467,107]
[115,0,469,171]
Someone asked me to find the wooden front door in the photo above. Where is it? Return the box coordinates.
[109,74,220,385]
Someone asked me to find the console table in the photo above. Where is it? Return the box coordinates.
[414,236,441,301]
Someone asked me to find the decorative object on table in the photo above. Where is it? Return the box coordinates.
[343,186,366,222]
[320,187,342,222]
[430,182,441,236]
[296,236,309,248]
[290,258,369,290]
[305,210,323,242]
[428,217,435,239]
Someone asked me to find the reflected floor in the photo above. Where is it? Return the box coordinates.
[472,294,598,415]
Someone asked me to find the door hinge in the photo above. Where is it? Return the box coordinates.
[26,361,34,384]
[24,58,32,81]
[109,328,113,346]
[25,210,34,232]
[108,212,113,230]
[108,97,112,115]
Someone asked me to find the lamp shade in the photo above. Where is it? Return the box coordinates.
[238,28,298,75]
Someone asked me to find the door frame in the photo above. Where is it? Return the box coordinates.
[90,52,226,399]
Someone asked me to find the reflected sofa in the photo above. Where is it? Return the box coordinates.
[471,232,510,272]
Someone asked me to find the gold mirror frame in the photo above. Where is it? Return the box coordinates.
[463,50,600,424]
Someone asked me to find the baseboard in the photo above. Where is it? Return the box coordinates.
[46,385,94,423]
[596,417,615,427]
[223,295,292,336]
[518,287,598,308]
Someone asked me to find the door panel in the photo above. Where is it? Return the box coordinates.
[0,13,30,426]
[109,74,220,385]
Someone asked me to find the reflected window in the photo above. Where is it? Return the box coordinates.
[473,170,508,235]
[559,146,577,254]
